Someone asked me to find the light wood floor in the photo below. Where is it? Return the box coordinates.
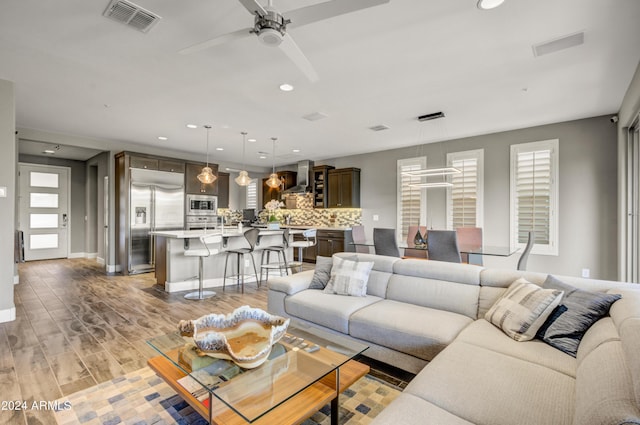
[0,258,279,425]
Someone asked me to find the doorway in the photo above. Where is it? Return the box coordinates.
[18,163,70,261]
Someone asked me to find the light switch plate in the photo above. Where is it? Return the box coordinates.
[373,214,379,221]
[0,186,6,198]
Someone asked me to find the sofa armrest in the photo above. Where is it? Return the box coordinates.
[268,270,315,295]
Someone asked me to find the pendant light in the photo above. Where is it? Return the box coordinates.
[235,131,252,186]
[266,137,281,189]
[197,125,217,184]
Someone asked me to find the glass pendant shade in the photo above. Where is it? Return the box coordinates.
[197,125,217,184]
[235,170,252,186]
[266,173,281,189]
[197,166,216,184]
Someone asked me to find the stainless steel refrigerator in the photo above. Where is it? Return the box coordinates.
[129,169,184,274]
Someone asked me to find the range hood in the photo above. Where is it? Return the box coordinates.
[282,160,314,194]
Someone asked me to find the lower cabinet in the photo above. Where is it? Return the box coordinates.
[317,230,348,257]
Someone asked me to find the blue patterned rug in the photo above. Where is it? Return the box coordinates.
[54,366,400,425]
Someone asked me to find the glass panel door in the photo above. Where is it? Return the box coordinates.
[18,164,69,261]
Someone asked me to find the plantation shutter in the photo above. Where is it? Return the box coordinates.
[515,149,551,245]
[397,157,426,242]
[246,180,257,209]
[450,157,478,228]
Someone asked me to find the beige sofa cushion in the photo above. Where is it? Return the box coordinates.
[371,393,474,425]
[456,319,576,377]
[349,300,473,361]
[284,290,382,334]
[405,340,575,425]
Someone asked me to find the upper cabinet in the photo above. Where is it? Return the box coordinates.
[129,156,159,170]
[217,172,230,208]
[312,165,334,208]
[185,162,219,195]
[327,168,360,208]
[158,159,185,173]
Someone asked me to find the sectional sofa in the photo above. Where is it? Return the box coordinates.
[267,252,640,425]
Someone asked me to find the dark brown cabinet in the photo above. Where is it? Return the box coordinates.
[327,168,360,208]
[129,156,159,170]
[292,233,318,262]
[217,172,229,208]
[317,229,349,257]
[312,165,334,208]
[262,171,297,204]
[186,162,219,195]
[158,159,185,173]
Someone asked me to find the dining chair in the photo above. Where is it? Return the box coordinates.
[426,230,461,263]
[456,227,483,265]
[373,228,401,257]
[405,225,428,259]
[517,231,535,271]
[351,225,370,254]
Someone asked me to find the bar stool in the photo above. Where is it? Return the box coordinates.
[223,228,260,293]
[259,228,290,284]
[183,234,223,300]
[288,229,317,272]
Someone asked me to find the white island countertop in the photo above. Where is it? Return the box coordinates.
[151,228,305,239]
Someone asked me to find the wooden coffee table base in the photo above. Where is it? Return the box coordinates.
[148,356,370,425]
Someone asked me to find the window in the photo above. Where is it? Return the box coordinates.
[447,149,483,229]
[246,179,257,209]
[397,157,427,242]
[510,139,559,255]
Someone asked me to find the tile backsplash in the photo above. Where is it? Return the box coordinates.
[218,193,362,227]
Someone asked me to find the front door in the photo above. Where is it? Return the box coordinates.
[18,163,70,261]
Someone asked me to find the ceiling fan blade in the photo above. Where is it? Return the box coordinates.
[237,0,267,16]
[286,0,390,29]
[279,33,319,82]
[178,28,254,55]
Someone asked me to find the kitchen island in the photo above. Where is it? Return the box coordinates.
[152,228,302,293]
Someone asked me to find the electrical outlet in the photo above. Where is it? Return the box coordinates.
[581,268,590,278]
[244,259,250,268]
[373,214,379,221]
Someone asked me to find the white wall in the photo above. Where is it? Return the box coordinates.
[0,79,16,322]
[319,115,618,280]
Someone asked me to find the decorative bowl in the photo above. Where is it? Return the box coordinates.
[178,306,290,369]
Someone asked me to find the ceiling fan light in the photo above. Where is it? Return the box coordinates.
[266,173,281,189]
[477,0,505,10]
[197,166,217,184]
[258,27,284,46]
[235,170,252,186]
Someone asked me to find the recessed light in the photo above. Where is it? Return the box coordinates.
[477,0,505,10]
[158,136,168,141]
[292,149,300,153]
[186,124,198,129]
[279,83,294,92]
[216,147,224,151]
[43,149,56,154]
[259,155,267,159]
[248,138,257,142]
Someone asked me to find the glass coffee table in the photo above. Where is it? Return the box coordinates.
[147,321,369,425]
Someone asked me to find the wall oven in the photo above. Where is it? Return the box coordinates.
[186,194,218,216]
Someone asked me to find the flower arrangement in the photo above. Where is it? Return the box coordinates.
[264,200,284,223]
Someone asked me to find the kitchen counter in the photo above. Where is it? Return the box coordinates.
[251,224,353,231]
[151,228,305,239]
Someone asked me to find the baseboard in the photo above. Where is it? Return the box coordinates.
[86,252,97,259]
[68,252,85,259]
[13,275,19,284]
[0,306,16,323]
[96,257,105,265]
[106,264,119,273]
[164,276,259,293]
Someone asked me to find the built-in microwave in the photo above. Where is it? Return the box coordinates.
[186,194,218,216]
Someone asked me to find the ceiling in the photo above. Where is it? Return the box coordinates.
[1,0,639,167]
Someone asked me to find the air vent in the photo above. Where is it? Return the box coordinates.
[302,112,328,121]
[103,0,161,33]
[533,32,584,57]
[369,124,390,132]
[418,112,445,122]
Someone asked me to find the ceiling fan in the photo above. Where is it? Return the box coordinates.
[179,0,391,82]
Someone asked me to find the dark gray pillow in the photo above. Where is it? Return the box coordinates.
[536,275,621,357]
[308,256,333,289]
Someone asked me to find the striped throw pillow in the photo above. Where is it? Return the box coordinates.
[323,257,374,297]
[485,278,564,342]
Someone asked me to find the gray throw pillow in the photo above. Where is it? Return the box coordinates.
[308,256,333,289]
[536,275,622,357]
